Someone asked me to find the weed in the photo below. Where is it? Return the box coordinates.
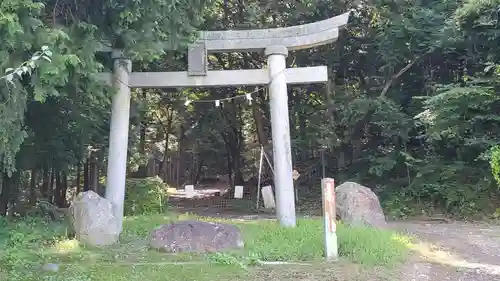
[206,252,247,269]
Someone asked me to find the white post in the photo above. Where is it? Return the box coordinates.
[261,185,276,209]
[265,45,296,227]
[105,50,132,233]
[321,178,338,261]
[234,185,244,199]
[185,185,195,198]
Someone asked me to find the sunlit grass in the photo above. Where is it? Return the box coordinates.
[123,213,411,265]
[0,213,411,281]
[53,239,80,254]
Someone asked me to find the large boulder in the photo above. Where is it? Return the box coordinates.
[69,191,121,246]
[335,181,387,228]
[150,220,244,253]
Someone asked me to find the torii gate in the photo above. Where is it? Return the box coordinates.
[98,12,350,230]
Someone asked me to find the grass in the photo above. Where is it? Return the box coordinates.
[0,212,412,281]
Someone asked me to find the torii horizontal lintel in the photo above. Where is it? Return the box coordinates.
[96,66,327,88]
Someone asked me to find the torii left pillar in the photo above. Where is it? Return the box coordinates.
[106,50,132,233]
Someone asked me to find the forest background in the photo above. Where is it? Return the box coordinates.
[1,0,500,219]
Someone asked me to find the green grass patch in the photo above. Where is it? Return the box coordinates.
[234,218,409,265]
[0,213,411,281]
[120,213,410,265]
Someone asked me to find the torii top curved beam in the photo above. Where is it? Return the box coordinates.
[199,12,350,53]
[97,12,350,54]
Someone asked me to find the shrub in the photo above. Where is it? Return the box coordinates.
[490,145,500,187]
[124,177,168,216]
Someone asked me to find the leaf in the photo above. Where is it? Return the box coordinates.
[484,64,496,73]
[50,89,60,97]
[5,68,14,73]
[41,45,49,51]
[33,88,46,102]
[5,74,14,83]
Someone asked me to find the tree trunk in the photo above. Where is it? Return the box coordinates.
[56,171,68,207]
[29,168,37,205]
[0,172,20,216]
[136,123,148,178]
[41,166,50,198]
[135,90,149,178]
[176,126,185,186]
[225,143,233,186]
[76,162,81,194]
[159,107,173,182]
[0,176,9,216]
[230,138,244,185]
[54,170,63,207]
[90,153,99,191]
[193,159,205,184]
[299,113,308,164]
[49,167,55,204]
[83,157,90,191]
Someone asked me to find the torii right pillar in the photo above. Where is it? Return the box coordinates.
[265,45,296,227]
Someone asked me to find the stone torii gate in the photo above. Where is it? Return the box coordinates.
[99,12,350,230]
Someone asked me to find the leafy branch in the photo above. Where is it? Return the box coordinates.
[1,46,52,86]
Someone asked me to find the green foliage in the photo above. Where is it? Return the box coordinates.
[2,0,500,219]
[0,0,208,178]
[490,145,500,187]
[124,177,168,215]
[0,216,67,272]
[1,46,52,83]
[206,252,248,269]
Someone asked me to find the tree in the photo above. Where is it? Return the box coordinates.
[0,0,208,215]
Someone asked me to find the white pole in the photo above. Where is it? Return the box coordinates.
[263,149,275,174]
[265,45,296,227]
[321,177,338,261]
[105,51,132,233]
[256,146,264,210]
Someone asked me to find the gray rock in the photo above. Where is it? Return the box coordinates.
[150,220,244,253]
[41,263,59,272]
[335,181,387,228]
[69,191,120,246]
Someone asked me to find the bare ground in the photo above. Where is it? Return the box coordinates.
[251,262,398,281]
[390,221,500,281]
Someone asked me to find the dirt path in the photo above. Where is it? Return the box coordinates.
[390,221,500,281]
